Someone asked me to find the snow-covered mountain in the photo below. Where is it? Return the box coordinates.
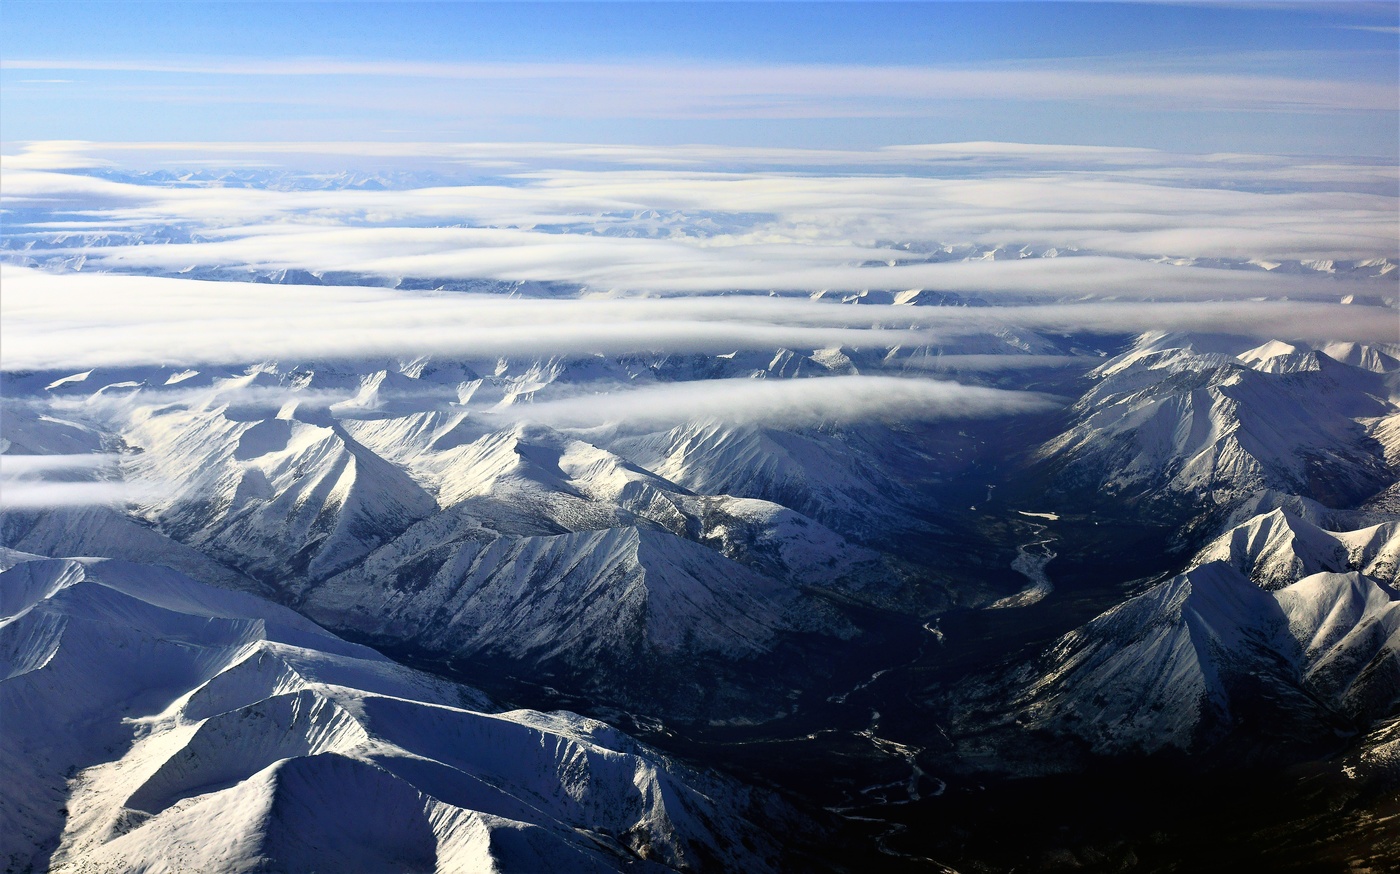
[603,421,913,539]
[1008,510,1400,759]
[2,356,934,724]
[0,551,794,874]
[1036,334,1398,531]
[1014,562,1397,756]
[301,509,850,670]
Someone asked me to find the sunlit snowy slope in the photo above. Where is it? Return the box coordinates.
[0,551,793,874]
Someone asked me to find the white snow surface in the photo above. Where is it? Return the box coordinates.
[0,552,787,873]
[1193,508,1399,590]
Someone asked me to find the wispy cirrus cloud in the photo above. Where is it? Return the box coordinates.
[2,57,1393,116]
[1336,25,1400,35]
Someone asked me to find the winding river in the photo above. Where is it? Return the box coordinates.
[988,513,1058,609]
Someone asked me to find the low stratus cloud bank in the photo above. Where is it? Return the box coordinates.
[1,267,1392,371]
[0,267,928,369]
[28,228,1384,301]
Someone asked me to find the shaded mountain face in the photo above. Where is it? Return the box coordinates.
[948,509,1400,776]
[0,551,797,874]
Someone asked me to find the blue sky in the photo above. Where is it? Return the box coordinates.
[1,2,1397,156]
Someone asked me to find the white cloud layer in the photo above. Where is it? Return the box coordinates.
[2,143,1395,384]
[4,156,1396,266]
[0,481,142,509]
[1,266,1391,372]
[0,267,928,369]
[0,453,120,476]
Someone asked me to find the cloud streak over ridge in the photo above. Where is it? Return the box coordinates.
[494,375,1063,429]
[0,453,152,509]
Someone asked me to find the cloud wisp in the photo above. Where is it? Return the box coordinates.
[490,375,1063,430]
[40,371,1063,434]
[0,481,142,509]
[0,453,150,509]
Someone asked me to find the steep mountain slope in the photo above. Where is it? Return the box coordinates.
[605,422,914,539]
[1238,339,1400,377]
[0,552,793,874]
[292,437,871,719]
[1011,556,1400,759]
[0,403,108,457]
[0,505,263,595]
[1036,335,1397,529]
[302,514,843,665]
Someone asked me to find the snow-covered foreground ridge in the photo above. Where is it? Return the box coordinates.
[0,552,791,874]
